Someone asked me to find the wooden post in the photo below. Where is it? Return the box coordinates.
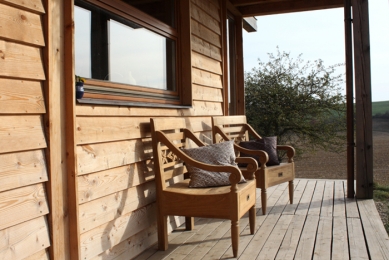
[352,0,373,199]
[43,0,70,258]
[344,0,355,198]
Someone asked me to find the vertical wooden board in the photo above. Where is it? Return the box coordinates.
[0,216,50,260]
[307,180,325,216]
[0,149,48,193]
[347,217,369,260]
[0,0,45,13]
[313,216,332,260]
[80,203,157,260]
[76,116,151,144]
[0,40,45,80]
[358,199,389,259]
[283,179,307,215]
[0,183,49,230]
[78,161,154,203]
[275,214,306,260]
[294,215,320,260]
[191,0,220,22]
[295,180,316,215]
[0,79,45,114]
[238,214,281,260]
[0,4,45,46]
[332,217,349,260]
[0,115,47,154]
[191,19,221,48]
[333,181,346,217]
[191,2,220,34]
[192,84,223,102]
[79,181,156,233]
[257,215,294,260]
[22,249,49,260]
[191,35,222,62]
[320,181,334,217]
[76,139,153,175]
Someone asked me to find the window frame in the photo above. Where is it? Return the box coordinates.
[74,0,192,107]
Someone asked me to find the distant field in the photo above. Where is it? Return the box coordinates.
[372,100,389,116]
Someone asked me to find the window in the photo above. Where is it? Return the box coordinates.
[74,0,187,106]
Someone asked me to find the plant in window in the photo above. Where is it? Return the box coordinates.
[75,75,85,99]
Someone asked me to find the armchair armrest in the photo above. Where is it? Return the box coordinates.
[234,143,269,166]
[276,145,295,163]
[235,157,257,180]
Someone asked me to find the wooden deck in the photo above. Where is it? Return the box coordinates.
[135,179,389,260]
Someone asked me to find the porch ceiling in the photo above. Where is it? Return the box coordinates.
[231,0,345,16]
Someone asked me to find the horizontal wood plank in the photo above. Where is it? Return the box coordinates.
[191,2,220,34]
[191,19,221,49]
[0,0,45,14]
[0,216,50,259]
[0,79,45,114]
[191,100,223,116]
[0,40,45,80]
[191,0,220,22]
[193,84,223,102]
[192,35,222,62]
[0,149,48,193]
[192,67,222,88]
[22,249,49,260]
[78,161,154,203]
[75,105,186,117]
[79,181,156,233]
[0,183,49,230]
[0,3,45,46]
[76,117,151,145]
[0,115,47,154]
[80,203,157,259]
[192,51,222,75]
[76,139,153,175]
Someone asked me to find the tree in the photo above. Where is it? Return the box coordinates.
[245,49,346,157]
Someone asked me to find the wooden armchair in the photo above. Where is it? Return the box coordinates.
[150,117,257,257]
[212,115,295,215]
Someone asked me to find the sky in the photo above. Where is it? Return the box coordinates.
[243,0,389,102]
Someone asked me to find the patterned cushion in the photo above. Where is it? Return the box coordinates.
[182,140,245,188]
[239,136,280,166]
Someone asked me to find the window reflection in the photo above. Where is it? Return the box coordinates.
[74,2,176,91]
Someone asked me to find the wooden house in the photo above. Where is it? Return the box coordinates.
[0,0,373,259]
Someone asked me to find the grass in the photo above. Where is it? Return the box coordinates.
[372,100,389,116]
[373,183,389,234]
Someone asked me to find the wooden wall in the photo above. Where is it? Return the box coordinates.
[0,0,51,259]
[71,0,225,258]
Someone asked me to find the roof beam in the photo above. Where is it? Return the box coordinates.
[237,0,345,16]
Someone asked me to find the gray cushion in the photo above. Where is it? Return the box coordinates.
[182,140,245,188]
[239,136,280,166]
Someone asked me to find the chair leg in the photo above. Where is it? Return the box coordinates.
[185,217,194,230]
[289,180,294,204]
[261,188,267,215]
[157,214,168,250]
[249,206,256,234]
[231,220,239,258]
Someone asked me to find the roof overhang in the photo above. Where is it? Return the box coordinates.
[231,0,345,16]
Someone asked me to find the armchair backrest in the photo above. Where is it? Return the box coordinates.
[212,115,261,144]
[150,117,205,191]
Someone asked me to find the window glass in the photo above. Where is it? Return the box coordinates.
[74,1,176,92]
[75,6,91,78]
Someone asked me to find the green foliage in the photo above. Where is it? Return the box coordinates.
[245,49,347,157]
[372,101,389,118]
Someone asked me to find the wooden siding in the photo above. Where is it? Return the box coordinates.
[67,0,226,258]
[0,1,51,259]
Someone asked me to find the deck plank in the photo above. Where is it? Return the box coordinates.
[134,179,389,260]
